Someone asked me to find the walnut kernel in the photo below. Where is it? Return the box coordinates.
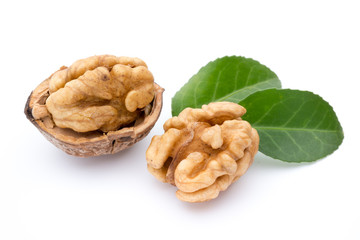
[44,55,155,133]
[146,102,259,202]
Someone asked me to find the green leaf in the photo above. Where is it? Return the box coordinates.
[239,89,344,162]
[171,56,281,116]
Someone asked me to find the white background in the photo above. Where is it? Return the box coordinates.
[1,0,359,239]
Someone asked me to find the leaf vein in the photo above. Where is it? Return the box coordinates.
[244,65,256,86]
[280,101,307,127]
[252,101,283,125]
[193,79,202,107]
[255,126,340,133]
[314,108,330,129]
[284,131,311,158]
[212,69,223,101]
[304,102,321,128]
[216,79,279,102]
[260,131,290,156]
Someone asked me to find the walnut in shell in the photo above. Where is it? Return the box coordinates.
[146,102,259,202]
[25,55,164,157]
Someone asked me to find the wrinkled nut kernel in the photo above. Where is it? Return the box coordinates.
[45,55,155,133]
[146,102,259,202]
[25,55,164,157]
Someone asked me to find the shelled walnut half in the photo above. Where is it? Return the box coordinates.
[146,102,259,202]
[25,55,164,157]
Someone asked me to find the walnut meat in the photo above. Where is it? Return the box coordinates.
[25,55,164,157]
[146,102,259,202]
[46,55,155,132]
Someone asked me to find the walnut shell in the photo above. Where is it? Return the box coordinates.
[24,67,164,157]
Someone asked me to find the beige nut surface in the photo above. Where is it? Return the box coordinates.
[45,55,155,132]
[146,102,259,202]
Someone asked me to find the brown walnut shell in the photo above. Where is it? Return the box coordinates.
[24,67,164,157]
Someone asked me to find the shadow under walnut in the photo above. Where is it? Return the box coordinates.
[24,68,164,157]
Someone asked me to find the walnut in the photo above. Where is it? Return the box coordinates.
[146,102,259,202]
[25,55,164,157]
[46,55,155,132]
